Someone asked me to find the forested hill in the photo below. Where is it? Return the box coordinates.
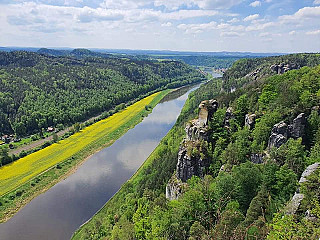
[222,53,320,91]
[73,53,320,240]
[0,51,205,136]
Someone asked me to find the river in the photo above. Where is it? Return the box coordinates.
[0,83,202,240]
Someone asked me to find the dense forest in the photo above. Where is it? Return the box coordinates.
[152,56,242,69]
[0,50,206,137]
[222,53,320,91]
[73,53,320,239]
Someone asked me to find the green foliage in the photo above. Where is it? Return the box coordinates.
[232,162,263,212]
[251,110,282,150]
[273,139,307,176]
[0,51,205,137]
[73,57,320,240]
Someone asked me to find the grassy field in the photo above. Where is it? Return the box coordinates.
[0,90,170,222]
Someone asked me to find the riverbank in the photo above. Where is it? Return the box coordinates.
[71,92,196,239]
[0,90,170,223]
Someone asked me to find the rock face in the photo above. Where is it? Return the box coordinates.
[177,99,218,182]
[224,107,234,128]
[166,99,218,200]
[286,163,320,215]
[290,113,306,139]
[268,121,289,149]
[185,100,218,142]
[245,114,256,129]
[176,140,209,182]
[268,113,306,149]
[166,175,187,200]
[198,99,218,126]
[270,63,299,75]
[250,153,265,164]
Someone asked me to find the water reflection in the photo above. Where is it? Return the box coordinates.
[0,84,200,240]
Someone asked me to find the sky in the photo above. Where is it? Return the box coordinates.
[0,0,320,52]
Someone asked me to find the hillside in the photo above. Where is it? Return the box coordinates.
[73,53,320,239]
[222,53,320,91]
[0,51,205,137]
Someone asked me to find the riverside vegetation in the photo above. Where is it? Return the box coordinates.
[73,53,320,240]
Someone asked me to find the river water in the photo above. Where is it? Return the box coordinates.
[0,83,202,240]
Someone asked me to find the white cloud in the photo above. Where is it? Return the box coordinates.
[161,22,172,27]
[246,21,275,31]
[243,14,259,21]
[220,31,242,37]
[250,1,261,7]
[196,0,244,9]
[100,0,245,10]
[228,17,239,23]
[314,0,320,5]
[289,30,296,35]
[279,6,320,22]
[306,29,320,35]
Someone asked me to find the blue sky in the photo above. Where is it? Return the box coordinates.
[0,0,319,52]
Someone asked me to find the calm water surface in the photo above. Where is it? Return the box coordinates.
[0,84,201,240]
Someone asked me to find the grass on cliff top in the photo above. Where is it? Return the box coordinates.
[0,90,170,222]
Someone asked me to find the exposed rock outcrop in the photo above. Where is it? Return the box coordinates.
[250,153,265,164]
[268,113,306,149]
[185,100,218,142]
[245,67,262,80]
[245,114,256,129]
[290,113,306,139]
[166,99,218,200]
[270,63,299,75]
[176,140,209,182]
[166,175,187,200]
[286,163,320,215]
[224,107,234,128]
[268,121,289,149]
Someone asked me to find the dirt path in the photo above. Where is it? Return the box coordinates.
[9,114,101,156]
[9,127,71,156]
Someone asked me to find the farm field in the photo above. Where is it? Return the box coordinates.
[0,90,169,221]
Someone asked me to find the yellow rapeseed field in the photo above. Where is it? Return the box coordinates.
[0,92,161,196]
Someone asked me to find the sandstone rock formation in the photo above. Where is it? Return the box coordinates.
[270,63,299,75]
[268,113,306,149]
[166,175,187,200]
[166,99,218,200]
[250,153,265,164]
[176,140,209,182]
[224,107,234,128]
[286,162,320,215]
[245,113,256,129]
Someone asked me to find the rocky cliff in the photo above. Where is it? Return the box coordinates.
[166,99,218,199]
[268,113,306,149]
